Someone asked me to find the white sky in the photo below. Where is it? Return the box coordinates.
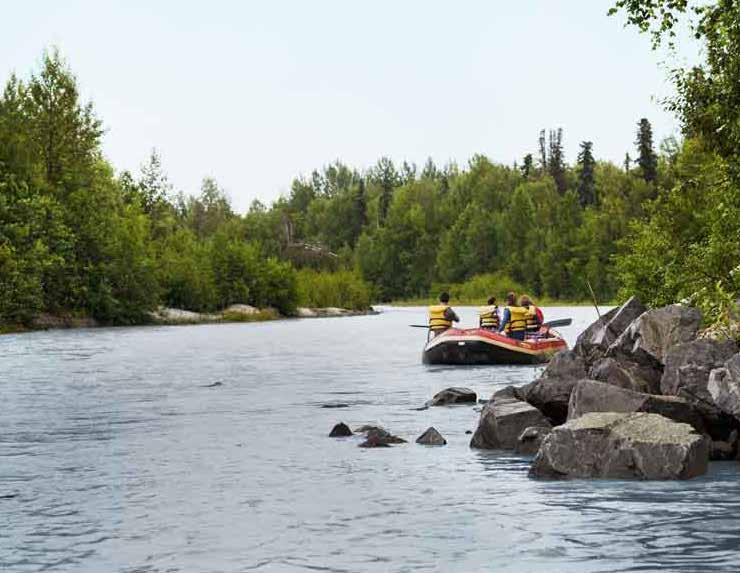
[2,0,700,212]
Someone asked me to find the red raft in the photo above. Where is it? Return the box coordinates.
[422,327,567,365]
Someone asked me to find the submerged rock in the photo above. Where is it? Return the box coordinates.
[529,412,709,480]
[416,427,447,446]
[329,422,353,437]
[515,426,552,455]
[568,379,704,433]
[607,304,703,368]
[470,386,551,450]
[574,297,646,366]
[357,427,406,447]
[426,387,477,407]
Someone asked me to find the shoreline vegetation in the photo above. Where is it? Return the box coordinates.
[1,5,738,338]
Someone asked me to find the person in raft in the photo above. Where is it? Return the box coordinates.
[478,296,500,330]
[428,291,460,336]
[520,294,544,336]
[498,292,528,341]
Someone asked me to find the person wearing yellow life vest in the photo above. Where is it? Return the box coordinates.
[478,296,500,330]
[428,291,460,335]
[498,292,528,341]
[520,294,543,336]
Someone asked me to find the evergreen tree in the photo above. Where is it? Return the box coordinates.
[352,178,367,241]
[373,157,398,225]
[636,118,658,183]
[576,141,596,207]
[538,129,547,172]
[624,152,632,172]
[521,153,533,179]
[548,128,567,194]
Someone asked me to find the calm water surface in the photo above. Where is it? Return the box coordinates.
[2,306,740,572]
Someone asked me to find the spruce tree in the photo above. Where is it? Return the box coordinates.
[373,157,398,225]
[636,118,657,183]
[576,141,596,207]
[521,153,533,179]
[538,129,547,173]
[624,152,632,173]
[548,128,567,194]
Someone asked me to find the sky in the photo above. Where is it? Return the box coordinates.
[2,1,700,212]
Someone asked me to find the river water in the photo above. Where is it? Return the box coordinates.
[2,306,740,572]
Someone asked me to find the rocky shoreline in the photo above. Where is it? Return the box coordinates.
[332,297,740,481]
[2,304,378,334]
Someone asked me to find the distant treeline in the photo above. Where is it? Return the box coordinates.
[2,3,739,332]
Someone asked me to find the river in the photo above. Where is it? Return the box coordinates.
[2,306,740,572]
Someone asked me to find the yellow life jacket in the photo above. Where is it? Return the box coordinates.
[504,306,528,333]
[525,305,540,331]
[478,305,500,329]
[428,304,453,331]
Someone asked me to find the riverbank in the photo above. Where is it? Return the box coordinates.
[387,297,612,307]
[0,304,379,335]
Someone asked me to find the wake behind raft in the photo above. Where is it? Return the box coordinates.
[421,322,569,366]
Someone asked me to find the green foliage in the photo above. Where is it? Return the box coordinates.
[433,273,527,305]
[296,269,373,310]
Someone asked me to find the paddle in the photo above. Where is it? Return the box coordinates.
[409,324,430,328]
[542,318,572,328]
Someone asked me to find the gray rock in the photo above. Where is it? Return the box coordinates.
[515,426,552,455]
[427,387,477,407]
[470,386,552,450]
[568,379,705,433]
[329,422,353,437]
[589,356,662,394]
[529,412,709,480]
[354,426,406,445]
[708,353,740,418]
[519,350,587,425]
[662,340,738,402]
[607,304,703,368]
[574,297,646,365]
[416,427,447,445]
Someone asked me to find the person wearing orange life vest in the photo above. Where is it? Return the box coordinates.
[428,291,460,336]
[519,294,543,336]
[478,296,500,330]
[498,292,528,341]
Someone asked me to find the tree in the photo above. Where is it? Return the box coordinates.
[548,128,567,194]
[521,154,534,179]
[636,118,658,183]
[372,157,398,225]
[624,152,632,172]
[576,141,596,207]
[538,129,547,173]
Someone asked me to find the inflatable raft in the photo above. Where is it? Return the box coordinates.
[422,326,567,365]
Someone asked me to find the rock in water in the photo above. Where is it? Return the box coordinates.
[427,387,477,407]
[416,427,447,445]
[529,412,709,480]
[589,356,662,394]
[574,296,646,366]
[515,426,552,455]
[708,354,740,419]
[568,379,705,433]
[607,304,703,368]
[470,386,551,449]
[357,427,407,447]
[519,350,586,425]
[329,422,353,437]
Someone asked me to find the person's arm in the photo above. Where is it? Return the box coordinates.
[445,307,460,323]
[536,307,544,325]
[499,308,510,332]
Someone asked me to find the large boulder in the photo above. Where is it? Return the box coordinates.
[519,350,587,425]
[427,387,477,407]
[607,304,703,369]
[470,386,551,450]
[529,412,709,480]
[661,340,738,402]
[574,296,646,366]
[589,356,662,394]
[708,353,740,419]
[568,379,705,433]
[329,422,353,437]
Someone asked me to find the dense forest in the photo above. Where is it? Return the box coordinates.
[0,0,738,331]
